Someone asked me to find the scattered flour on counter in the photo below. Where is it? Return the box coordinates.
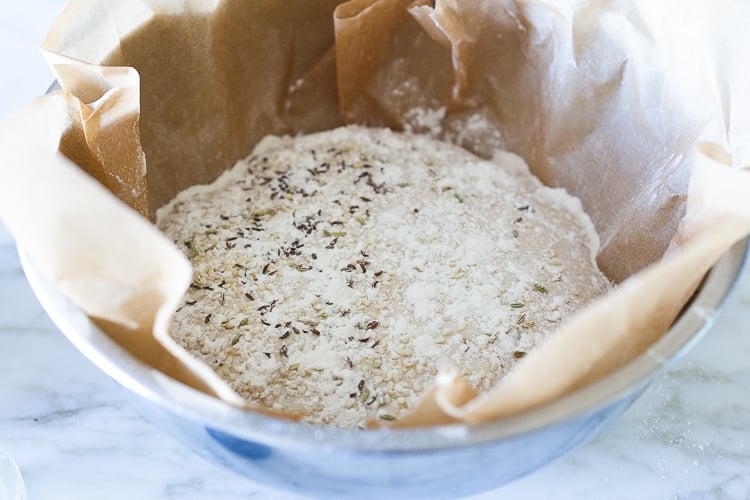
[157,126,611,428]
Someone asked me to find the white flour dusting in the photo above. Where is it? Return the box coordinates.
[157,126,610,428]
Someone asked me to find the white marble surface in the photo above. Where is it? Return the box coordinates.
[1,2,750,499]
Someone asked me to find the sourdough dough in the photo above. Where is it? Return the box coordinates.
[157,126,611,428]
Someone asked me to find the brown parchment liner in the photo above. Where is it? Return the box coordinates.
[1,0,749,428]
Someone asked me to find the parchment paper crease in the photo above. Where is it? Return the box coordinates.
[0,0,748,427]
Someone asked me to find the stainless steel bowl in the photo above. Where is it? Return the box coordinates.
[18,237,747,498]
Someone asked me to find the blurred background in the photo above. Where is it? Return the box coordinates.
[0,1,65,243]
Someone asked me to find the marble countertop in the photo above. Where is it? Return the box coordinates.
[1,2,750,499]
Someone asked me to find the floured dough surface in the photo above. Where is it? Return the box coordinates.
[157,126,611,428]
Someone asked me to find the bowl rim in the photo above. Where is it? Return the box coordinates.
[18,237,748,452]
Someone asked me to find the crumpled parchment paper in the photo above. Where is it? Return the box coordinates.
[0,0,748,427]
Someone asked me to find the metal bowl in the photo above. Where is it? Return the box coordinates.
[18,239,748,498]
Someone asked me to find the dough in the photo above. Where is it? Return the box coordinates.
[157,126,611,428]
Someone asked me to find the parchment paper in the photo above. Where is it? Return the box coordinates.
[0,0,748,427]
